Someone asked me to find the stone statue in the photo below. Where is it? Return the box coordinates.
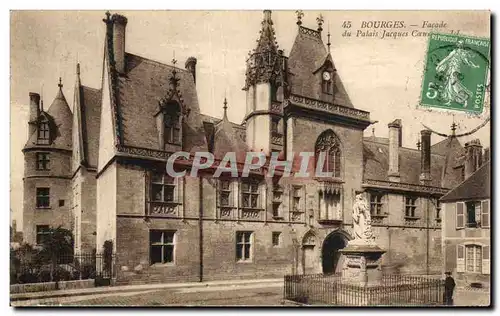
[351,192,375,244]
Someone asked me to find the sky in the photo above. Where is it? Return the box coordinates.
[10,10,491,229]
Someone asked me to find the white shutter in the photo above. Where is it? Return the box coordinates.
[482,245,490,275]
[456,244,465,272]
[456,202,465,229]
[481,200,490,228]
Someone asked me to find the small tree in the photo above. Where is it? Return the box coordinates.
[38,226,74,282]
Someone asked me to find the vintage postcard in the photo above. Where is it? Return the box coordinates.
[10,10,490,307]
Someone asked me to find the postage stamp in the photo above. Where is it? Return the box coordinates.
[420,32,490,114]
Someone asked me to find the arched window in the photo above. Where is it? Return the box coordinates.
[164,102,181,145]
[37,117,50,145]
[315,130,341,178]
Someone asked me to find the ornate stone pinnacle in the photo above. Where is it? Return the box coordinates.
[223,97,228,120]
[58,77,63,89]
[103,11,111,23]
[317,14,324,32]
[295,10,304,26]
[416,139,421,150]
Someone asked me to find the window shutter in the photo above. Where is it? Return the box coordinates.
[481,200,490,228]
[456,244,465,272]
[482,245,490,275]
[456,202,465,229]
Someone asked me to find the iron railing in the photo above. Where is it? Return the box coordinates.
[284,273,444,306]
[11,252,115,285]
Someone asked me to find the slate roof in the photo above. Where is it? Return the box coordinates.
[288,26,354,108]
[440,161,490,202]
[79,86,102,168]
[117,53,208,152]
[24,87,73,151]
[363,138,463,188]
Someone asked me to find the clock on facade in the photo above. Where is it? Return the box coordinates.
[322,71,331,81]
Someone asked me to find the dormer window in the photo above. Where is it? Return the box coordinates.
[164,102,181,146]
[322,71,333,95]
[37,119,50,145]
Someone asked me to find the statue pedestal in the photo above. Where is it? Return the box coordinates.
[340,240,386,287]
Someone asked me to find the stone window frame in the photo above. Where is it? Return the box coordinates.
[36,225,50,245]
[315,130,342,179]
[37,119,50,145]
[163,103,181,146]
[240,179,261,210]
[149,230,176,266]
[404,196,418,219]
[369,192,385,216]
[36,152,50,171]
[36,187,50,209]
[151,173,176,203]
[236,231,254,262]
[272,232,281,247]
[272,183,284,219]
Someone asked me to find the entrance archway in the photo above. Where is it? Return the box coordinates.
[322,232,348,274]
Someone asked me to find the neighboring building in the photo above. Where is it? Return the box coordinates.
[23,11,483,284]
[441,142,490,286]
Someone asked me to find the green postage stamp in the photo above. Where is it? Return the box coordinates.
[420,33,490,114]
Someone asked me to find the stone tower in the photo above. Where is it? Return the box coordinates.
[243,10,287,155]
[22,79,73,245]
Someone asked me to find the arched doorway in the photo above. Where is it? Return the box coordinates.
[322,232,348,274]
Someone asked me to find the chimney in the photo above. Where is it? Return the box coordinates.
[387,119,402,181]
[419,129,432,184]
[29,92,41,136]
[464,139,483,178]
[111,14,128,74]
[185,57,197,84]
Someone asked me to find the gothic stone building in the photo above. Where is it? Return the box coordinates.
[23,11,479,284]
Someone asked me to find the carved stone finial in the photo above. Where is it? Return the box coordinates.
[295,10,304,26]
[316,14,324,32]
[417,139,421,150]
[103,11,111,23]
[58,77,63,89]
[223,97,228,120]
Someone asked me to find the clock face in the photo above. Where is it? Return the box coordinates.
[322,71,331,81]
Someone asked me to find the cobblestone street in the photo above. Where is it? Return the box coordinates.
[13,284,287,307]
[12,284,490,307]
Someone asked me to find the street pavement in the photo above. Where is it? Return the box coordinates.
[11,283,490,307]
[12,283,287,307]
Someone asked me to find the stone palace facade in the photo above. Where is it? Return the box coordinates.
[22,11,487,284]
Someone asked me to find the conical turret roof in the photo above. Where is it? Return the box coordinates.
[24,79,73,151]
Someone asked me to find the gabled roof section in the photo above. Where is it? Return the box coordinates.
[212,99,248,161]
[117,53,207,152]
[363,139,448,188]
[440,161,490,202]
[288,25,354,108]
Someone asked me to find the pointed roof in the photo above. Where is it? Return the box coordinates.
[73,63,102,169]
[213,98,248,161]
[288,23,354,108]
[24,79,72,151]
[254,10,278,54]
[440,161,490,202]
